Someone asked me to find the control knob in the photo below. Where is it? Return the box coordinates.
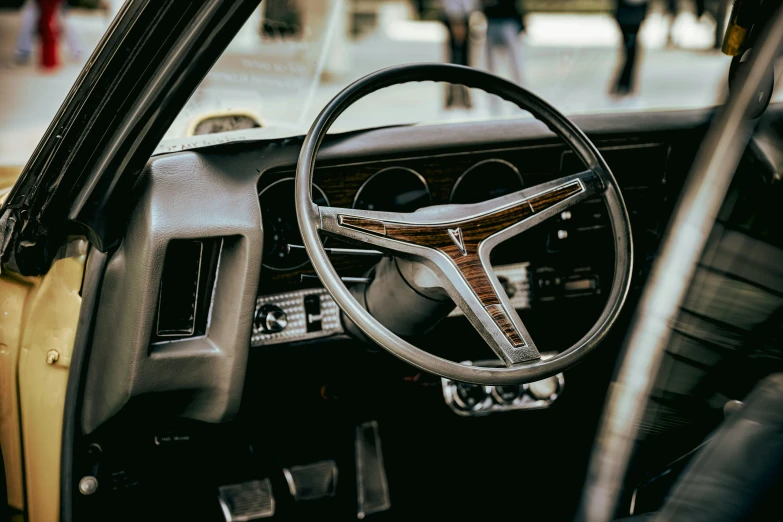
[255,305,288,333]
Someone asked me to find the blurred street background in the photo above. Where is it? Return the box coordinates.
[0,0,739,169]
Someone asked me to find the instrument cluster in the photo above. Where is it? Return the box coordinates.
[258,158,533,274]
[253,157,544,347]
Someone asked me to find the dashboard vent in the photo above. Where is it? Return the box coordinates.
[153,238,222,343]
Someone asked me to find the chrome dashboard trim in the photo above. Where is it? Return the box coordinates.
[251,288,343,346]
[441,356,565,416]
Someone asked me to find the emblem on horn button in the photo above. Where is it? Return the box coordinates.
[448,227,467,256]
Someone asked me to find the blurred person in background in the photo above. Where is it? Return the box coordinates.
[664,0,678,47]
[693,0,732,50]
[664,0,727,49]
[481,0,524,87]
[14,0,81,67]
[611,0,649,98]
[441,0,475,109]
[35,0,63,69]
[14,0,41,65]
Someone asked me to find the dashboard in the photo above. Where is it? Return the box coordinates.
[80,108,712,434]
[251,140,673,348]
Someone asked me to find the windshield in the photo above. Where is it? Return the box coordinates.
[157,0,736,153]
[0,0,745,163]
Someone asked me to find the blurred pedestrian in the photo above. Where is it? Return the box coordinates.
[711,0,731,50]
[611,0,648,97]
[60,2,83,60]
[482,0,524,85]
[14,0,81,66]
[665,0,678,47]
[36,0,63,69]
[441,0,474,109]
[13,0,37,65]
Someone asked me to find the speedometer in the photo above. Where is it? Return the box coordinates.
[450,159,524,204]
[353,167,431,212]
[260,178,328,270]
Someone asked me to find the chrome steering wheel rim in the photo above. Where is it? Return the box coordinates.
[295,63,633,385]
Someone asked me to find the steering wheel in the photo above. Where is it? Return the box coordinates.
[296,63,633,385]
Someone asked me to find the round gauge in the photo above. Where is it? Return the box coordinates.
[259,178,328,270]
[450,159,524,204]
[353,167,431,212]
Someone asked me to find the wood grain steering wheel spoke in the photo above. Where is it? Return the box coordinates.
[437,251,541,366]
[318,205,433,256]
[477,168,603,247]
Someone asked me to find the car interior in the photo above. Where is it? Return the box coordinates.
[72,99,783,521]
[2,1,783,522]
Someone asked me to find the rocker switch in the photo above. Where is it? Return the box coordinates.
[304,295,322,332]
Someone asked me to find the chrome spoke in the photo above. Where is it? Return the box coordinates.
[432,251,540,366]
[317,206,439,259]
[480,169,603,250]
